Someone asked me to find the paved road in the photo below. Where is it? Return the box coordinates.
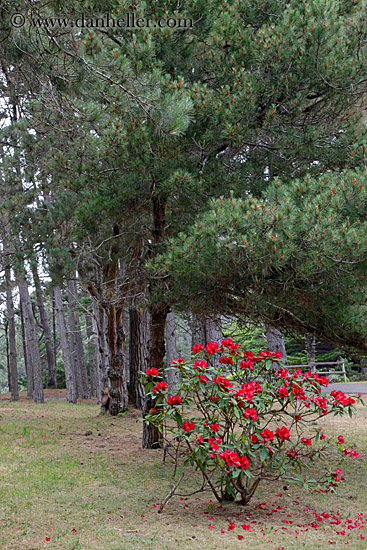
[321,382,367,394]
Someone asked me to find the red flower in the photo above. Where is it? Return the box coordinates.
[146,367,159,376]
[243,407,257,421]
[343,448,359,458]
[196,374,208,384]
[152,381,168,394]
[278,387,289,398]
[149,408,156,413]
[206,341,219,354]
[213,376,232,390]
[219,450,250,469]
[337,435,344,444]
[276,426,290,441]
[237,535,244,539]
[168,395,182,406]
[240,358,254,370]
[172,356,185,366]
[193,359,207,369]
[182,421,196,432]
[210,423,219,432]
[294,414,302,421]
[249,434,259,444]
[261,428,274,442]
[45,538,51,542]
[220,355,234,365]
[192,343,204,354]
[301,438,312,445]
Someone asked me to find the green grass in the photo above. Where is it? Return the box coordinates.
[0,398,366,549]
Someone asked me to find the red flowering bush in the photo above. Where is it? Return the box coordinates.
[144,339,360,506]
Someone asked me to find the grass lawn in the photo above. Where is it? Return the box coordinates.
[0,391,366,550]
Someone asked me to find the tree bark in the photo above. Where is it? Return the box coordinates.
[305,333,316,364]
[52,293,58,385]
[19,294,32,398]
[67,279,90,398]
[5,265,19,400]
[54,286,77,403]
[18,278,44,403]
[266,325,288,365]
[190,313,206,348]
[129,296,150,409]
[106,302,127,415]
[85,312,98,397]
[190,314,223,347]
[32,265,57,388]
[142,187,169,448]
[142,302,169,449]
[165,311,180,393]
[92,297,109,406]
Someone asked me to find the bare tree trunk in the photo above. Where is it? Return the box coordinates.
[67,279,90,398]
[32,266,57,388]
[142,188,169,448]
[18,278,44,403]
[85,312,98,397]
[142,302,168,449]
[266,326,288,365]
[5,321,11,393]
[129,296,150,409]
[54,286,77,403]
[305,333,316,364]
[205,316,223,343]
[92,298,110,406]
[190,313,206,348]
[5,265,19,400]
[52,293,58,385]
[165,311,180,393]
[190,314,223,347]
[106,303,127,415]
[19,294,32,398]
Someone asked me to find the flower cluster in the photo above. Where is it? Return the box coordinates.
[219,450,250,470]
[182,421,196,432]
[168,395,182,406]
[144,339,360,506]
[152,380,168,394]
[146,367,159,376]
[331,390,356,406]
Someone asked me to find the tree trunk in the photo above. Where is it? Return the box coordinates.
[5,265,19,401]
[18,278,44,403]
[190,313,206,348]
[305,333,316,364]
[266,326,288,365]
[32,266,57,388]
[85,312,98,397]
[142,302,168,449]
[5,321,11,394]
[165,311,180,393]
[54,286,77,403]
[19,294,32,398]
[190,314,223,347]
[52,293,58,385]
[129,296,150,409]
[92,298,109,406]
[106,303,127,415]
[67,279,90,398]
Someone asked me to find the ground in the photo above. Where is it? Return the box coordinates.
[0,389,366,550]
